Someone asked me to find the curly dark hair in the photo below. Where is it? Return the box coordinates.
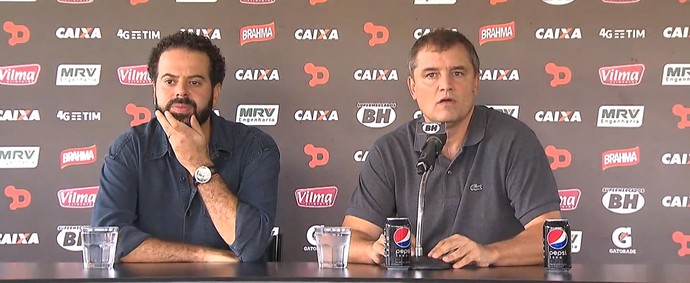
[147,31,226,87]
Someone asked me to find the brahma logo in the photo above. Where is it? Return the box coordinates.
[60,145,97,169]
[294,28,339,40]
[0,109,40,121]
[0,233,39,245]
[0,147,39,169]
[357,103,397,128]
[663,27,690,39]
[414,28,458,39]
[662,153,690,165]
[240,22,275,46]
[0,64,40,86]
[479,21,515,45]
[547,228,568,249]
[558,189,581,211]
[118,65,152,86]
[239,0,274,4]
[597,106,644,128]
[353,69,398,81]
[57,0,93,3]
[180,28,221,39]
[236,105,279,126]
[662,64,690,85]
[294,186,337,208]
[599,64,644,86]
[534,110,581,123]
[55,27,101,39]
[57,186,98,208]
[413,0,456,4]
[235,69,280,81]
[602,187,645,214]
[663,196,690,208]
[56,225,89,252]
[56,64,101,86]
[479,69,519,81]
[610,227,635,254]
[535,27,581,39]
[486,105,519,119]
[294,110,339,121]
[394,227,411,248]
[602,146,640,170]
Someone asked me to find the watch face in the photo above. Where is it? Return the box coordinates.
[195,166,212,183]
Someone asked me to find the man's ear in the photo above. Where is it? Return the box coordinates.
[407,76,417,101]
[212,83,222,108]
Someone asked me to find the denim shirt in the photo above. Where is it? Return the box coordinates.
[91,113,280,262]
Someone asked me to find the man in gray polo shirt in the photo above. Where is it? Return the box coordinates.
[343,29,561,269]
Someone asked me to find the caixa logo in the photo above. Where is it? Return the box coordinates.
[294,186,337,208]
[356,102,396,128]
[602,187,645,214]
[56,225,89,251]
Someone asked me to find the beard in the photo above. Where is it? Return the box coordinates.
[155,95,213,127]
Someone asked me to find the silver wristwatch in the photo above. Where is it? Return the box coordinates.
[193,165,217,185]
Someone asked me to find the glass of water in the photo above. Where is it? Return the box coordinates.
[81,226,119,269]
[315,226,351,269]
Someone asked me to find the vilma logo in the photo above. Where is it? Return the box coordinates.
[672,231,690,256]
[304,144,329,168]
[363,22,388,46]
[304,63,329,87]
[4,185,31,211]
[394,227,411,248]
[545,145,571,170]
[672,104,690,129]
[125,103,151,127]
[3,21,30,46]
[545,62,571,87]
[547,228,568,249]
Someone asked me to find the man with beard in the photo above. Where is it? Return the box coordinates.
[92,31,280,263]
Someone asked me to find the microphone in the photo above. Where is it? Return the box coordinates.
[415,122,447,175]
[411,121,452,270]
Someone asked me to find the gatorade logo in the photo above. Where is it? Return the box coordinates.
[363,22,389,46]
[545,62,571,87]
[4,185,31,210]
[3,21,30,46]
[547,228,568,249]
[304,144,329,168]
[125,103,151,127]
[304,63,329,87]
[394,227,411,248]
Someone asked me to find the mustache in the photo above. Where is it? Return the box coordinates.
[165,97,197,109]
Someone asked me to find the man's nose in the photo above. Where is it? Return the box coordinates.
[438,73,454,92]
[175,82,189,97]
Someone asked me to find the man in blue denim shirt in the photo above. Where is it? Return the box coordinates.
[92,31,280,263]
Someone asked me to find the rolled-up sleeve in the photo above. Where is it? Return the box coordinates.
[229,146,280,262]
[91,133,150,262]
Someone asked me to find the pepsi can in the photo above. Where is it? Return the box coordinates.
[543,219,572,270]
[384,217,411,269]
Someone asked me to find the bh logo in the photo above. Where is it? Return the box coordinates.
[394,227,411,248]
[547,228,568,249]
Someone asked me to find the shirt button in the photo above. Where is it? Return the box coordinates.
[447,170,452,175]
[186,210,191,216]
[180,176,186,182]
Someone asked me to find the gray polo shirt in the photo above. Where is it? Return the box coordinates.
[346,105,560,250]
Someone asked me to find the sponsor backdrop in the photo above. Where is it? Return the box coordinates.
[0,0,689,265]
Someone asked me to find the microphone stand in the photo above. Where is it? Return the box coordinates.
[410,164,452,270]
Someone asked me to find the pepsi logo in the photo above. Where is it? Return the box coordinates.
[547,228,568,249]
[393,227,411,248]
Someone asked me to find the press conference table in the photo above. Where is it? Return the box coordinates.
[0,262,687,283]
